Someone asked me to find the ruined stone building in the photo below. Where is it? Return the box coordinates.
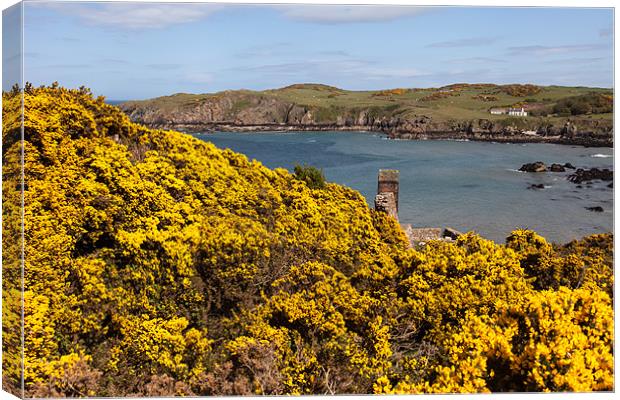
[374,169,462,246]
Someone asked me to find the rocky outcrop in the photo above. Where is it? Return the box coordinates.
[568,168,613,184]
[528,183,545,190]
[550,163,566,172]
[520,162,579,173]
[519,162,547,172]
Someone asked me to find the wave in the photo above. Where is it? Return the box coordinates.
[591,154,613,158]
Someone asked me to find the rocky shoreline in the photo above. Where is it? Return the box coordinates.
[130,121,613,147]
[119,88,613,147]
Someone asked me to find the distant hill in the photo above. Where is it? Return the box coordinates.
[120,83,613,146]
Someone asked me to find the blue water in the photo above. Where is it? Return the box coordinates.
[196,131,613,244]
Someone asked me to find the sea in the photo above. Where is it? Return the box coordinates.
[195,131,613,244]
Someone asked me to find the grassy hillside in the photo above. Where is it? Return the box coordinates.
[122,82,613,123]
[120,83,613,146]
[2,85,614,396]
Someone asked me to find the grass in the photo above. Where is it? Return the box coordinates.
[122,83,613,125]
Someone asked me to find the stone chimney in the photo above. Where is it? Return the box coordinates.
[375,169,399,220]
[377,169,399,211]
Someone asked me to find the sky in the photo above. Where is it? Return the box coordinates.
[3,1,615,99]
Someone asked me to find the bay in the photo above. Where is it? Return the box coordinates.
[196,131,613,244]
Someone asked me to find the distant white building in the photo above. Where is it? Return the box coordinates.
[490,107,528,116]
[507,107,528,116]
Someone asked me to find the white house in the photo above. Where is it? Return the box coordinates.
[507,107,528,116]
[489,108,506,115]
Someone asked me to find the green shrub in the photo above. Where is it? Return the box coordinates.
[293,164,326,189]
[553,93,612,115]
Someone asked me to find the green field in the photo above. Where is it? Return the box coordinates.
[125,83,612,121]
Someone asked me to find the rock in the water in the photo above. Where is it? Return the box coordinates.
[568,168,613,184]
[550,163,566,172]
[563,162,576,169]
[528,183,545,190]
[607,182,613,188]
[519,161,547,172]
[585,206,604,212]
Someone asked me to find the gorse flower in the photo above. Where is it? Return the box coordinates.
[2,85,614,396]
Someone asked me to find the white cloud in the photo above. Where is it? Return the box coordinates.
[36,3,223,30]
[507,44,607,56]
[448,56,506,64]
[229,58,426,81]
[33,3,429,29]
[547,57,608,64]
[428,37,498,48]
[276,5,430,24]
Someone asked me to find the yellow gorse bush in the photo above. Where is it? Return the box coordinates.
[2,85,614,396]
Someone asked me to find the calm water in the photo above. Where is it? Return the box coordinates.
[196,131,613,244]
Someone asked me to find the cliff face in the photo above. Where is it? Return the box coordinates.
[120,85,613,147]
[121,94,310,126]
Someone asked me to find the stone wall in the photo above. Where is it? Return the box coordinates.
[374,192,398,221]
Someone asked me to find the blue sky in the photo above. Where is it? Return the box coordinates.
[9,2,615,99]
